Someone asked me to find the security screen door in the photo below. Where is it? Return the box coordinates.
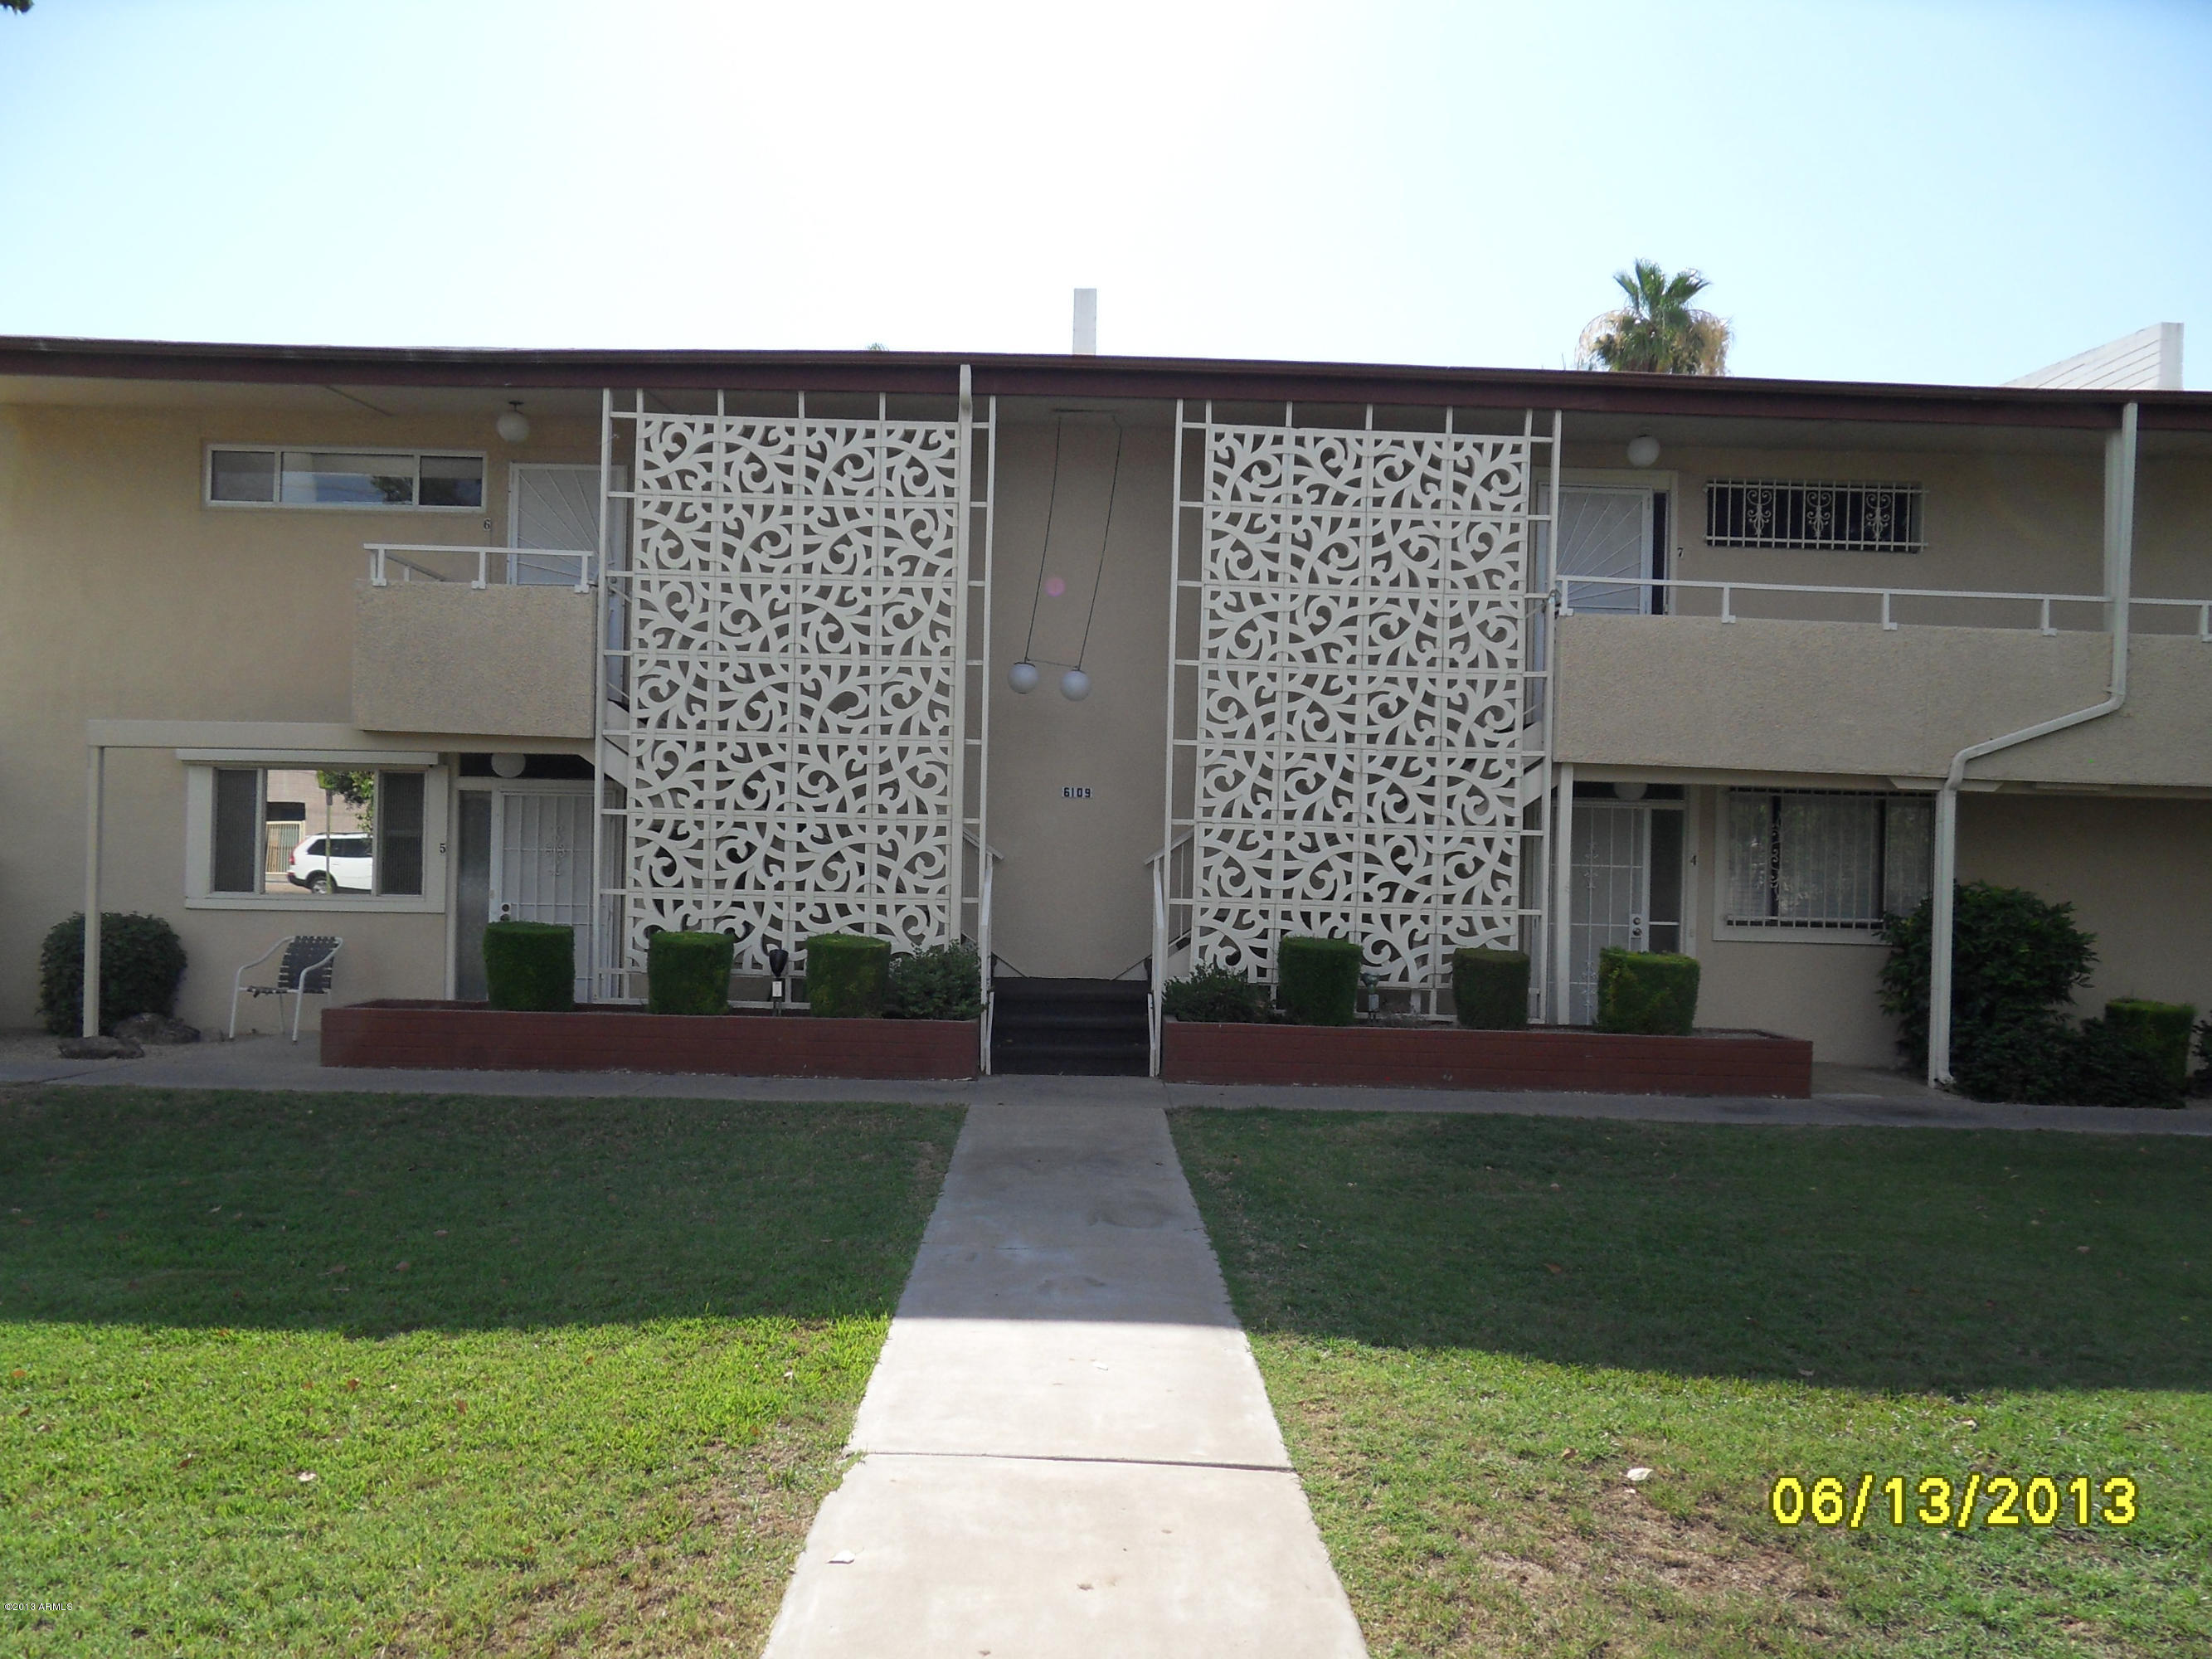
[1555,486,1653,614]
[508,464,601,585]
[491,790,595,999]
[1568,802,1647,1025]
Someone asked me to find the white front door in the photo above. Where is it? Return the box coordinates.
[1556,486,1655,614]
[491,789,594,1000]
[1568,803,1649,1025]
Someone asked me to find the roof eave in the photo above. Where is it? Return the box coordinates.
[1,336,2205,431]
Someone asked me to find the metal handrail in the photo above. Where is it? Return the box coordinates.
[1553,573,2212,640]
[371,552,452,584]
[1143,832,1197,1078]
[366,543,596,593]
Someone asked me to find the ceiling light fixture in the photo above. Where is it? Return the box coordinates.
[497,401,531,445]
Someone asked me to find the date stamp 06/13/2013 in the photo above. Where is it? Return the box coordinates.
[1769,1474,2137,1530]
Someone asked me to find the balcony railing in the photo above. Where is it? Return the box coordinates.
[366,543,595,593]
[1554,574,2212,641]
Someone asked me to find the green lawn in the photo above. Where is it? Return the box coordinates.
[1171,1109,2210,1659]
[1,1087,961,1657]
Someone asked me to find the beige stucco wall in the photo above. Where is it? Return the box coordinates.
[1685,786,2212,1068]
[1559,441,2210,620]
[4,388,2205,1044]
[1555,615,2212,786]
[1957,793,2212,1015]
[64,749,452,1034]
[0,399,597,1029]
[980,418,1173,978]
[353,581,594,738]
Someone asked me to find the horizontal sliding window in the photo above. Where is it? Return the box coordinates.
[207,446,484,509]
[1724,790,1932,931]
[1705,479,1923,552]
[209,767,425,898]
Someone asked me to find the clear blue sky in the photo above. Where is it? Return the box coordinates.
[2,0,2207,386]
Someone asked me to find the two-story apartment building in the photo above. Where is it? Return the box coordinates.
[3,338,2205,1078]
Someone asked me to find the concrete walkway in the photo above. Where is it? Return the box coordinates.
[6,1031,2210,1136]
[760,1103,1366,1657]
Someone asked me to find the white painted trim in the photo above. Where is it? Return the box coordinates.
[182,763,449,913]
[1561,465,1680,495]
[90,716,584,756]
[453,776,596,794]
[187,893,448,914]
[177,748,438,766]
[443,768,461,1000]
[1680,786,1702,961]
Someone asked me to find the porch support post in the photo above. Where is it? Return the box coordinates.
[82,745,105,1039]
[1550,761,1574,1024]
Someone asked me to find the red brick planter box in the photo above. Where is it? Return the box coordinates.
[1161,1021,1812,1097]
[322,1000,978,1079]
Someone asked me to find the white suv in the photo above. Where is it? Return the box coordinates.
[288,834,374,893]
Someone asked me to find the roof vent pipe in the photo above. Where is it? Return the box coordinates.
[1072,289,1097,355]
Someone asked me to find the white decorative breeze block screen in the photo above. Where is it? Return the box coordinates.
[1189,421,1534,986]
[618,413,968,968]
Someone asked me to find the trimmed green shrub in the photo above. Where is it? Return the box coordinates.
[1955,1014,2178,1108]
[1452,947,1529,1030]
[887,943,983,1021]
[1277,936,1360,1026]
[1879,883,2097,1073]
[805,933,890,1019]
[2195,1019,2212,1097]
[2103,999,2196,1094]
[647,931,734,1015]
[1162,961,1269,1024]
[38,912,188,1037]
[482,922,574,1013]
[1596,948,1700,1036]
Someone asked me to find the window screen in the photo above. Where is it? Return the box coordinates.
[211,769,261,893]
[208,449,280,504]
[378,772,425,896]
[1725,791,1933,929]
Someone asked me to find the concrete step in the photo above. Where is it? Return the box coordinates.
[991,977,1150,1077]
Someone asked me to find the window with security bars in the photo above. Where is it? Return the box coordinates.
[1705,480,1923,552]
[1724,791,1933,930]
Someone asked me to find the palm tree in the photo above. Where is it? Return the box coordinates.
[1577,260,1731,374]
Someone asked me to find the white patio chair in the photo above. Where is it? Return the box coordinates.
[228,935,343,1042]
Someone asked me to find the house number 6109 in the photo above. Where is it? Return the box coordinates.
[1063,786,1092,799]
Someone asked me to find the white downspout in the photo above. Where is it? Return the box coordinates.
[1928,401,2137,1085]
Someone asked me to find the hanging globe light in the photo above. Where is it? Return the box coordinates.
[1060,669,1091,702]
[1007,660,1040,694]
